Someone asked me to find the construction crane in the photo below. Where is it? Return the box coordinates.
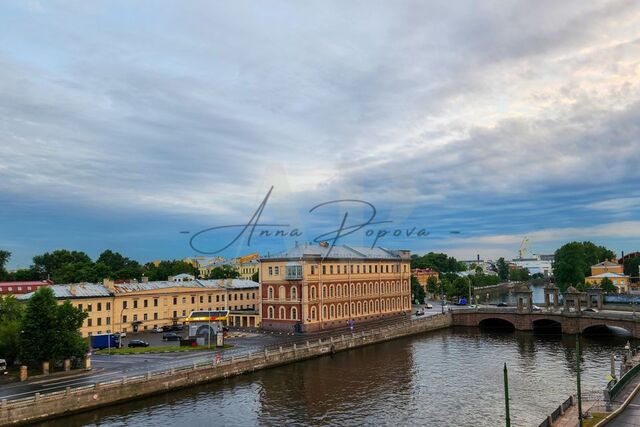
[518,237,530,259]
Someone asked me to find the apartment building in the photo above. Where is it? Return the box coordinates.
[260,244,412,332]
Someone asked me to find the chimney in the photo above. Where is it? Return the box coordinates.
[477,254,480,262]
[142,275,149,283]
[103,278,115,291]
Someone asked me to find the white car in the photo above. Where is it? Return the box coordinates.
[119,332,127,338]
[532,305,542,312]
[426,303,433,309]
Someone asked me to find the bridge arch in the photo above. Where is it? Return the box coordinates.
[582,323,632,336]
[532,318,562,333]
[478,317,515,330]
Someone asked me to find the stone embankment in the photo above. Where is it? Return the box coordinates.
[0,313,452,426]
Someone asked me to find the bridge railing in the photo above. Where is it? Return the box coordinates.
[606,357,640,401]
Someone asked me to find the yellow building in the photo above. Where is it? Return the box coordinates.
[585,260,630,293]
[260,244,412,332]
[20,278,261,337]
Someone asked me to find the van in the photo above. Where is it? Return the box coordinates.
[0,359,7,375]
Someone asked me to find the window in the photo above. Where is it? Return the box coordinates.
[268,306,275,318]
[153,313,158,320]
[200,296,204,304]
[97,318,102,326]
[191,296,195,304]
[133,314,138,321]
[322,265,326,274]
[357,265,360,274]
[311,265,316,275]
[123,315,127,323]
[106,317,111,325]
[87,304,93,312]
[291,287,298,300]
[173,310,177,318]
[78,304,83,311]
[216,295,220,302]
[310,306,317,320]
[208,295,212,303]
[87,318,92,327]
[279,307,286,319]
[268,266,273,276]
[143,299,148,308]
[133,300,138,309]
[97,302,102,311]
[182,297,186,304]
[291,307,298,320]
[143,313,148,321]
[173,297,177,305]
[252,292,255,299]
[343,265,347,274]
[240,293,244,300]
[330,265,334,274]
[234,294,238,301]
[182,310,186,316]
[106,302,111,310]
[154,299,158,307]
[274,266,280,275]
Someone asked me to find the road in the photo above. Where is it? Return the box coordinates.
[0,306,446,401]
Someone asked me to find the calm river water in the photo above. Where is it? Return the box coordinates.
[37,327,636,427]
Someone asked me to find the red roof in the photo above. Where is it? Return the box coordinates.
[0,280,52,294]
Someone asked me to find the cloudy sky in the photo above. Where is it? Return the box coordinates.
[1,1,640,268]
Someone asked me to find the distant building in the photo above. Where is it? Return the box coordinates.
[411,268,439,287]
[510,260,553,276]
[0,280,52,295]
[260,244,412,332]
[585,260,630,293]
[18,279,260,337]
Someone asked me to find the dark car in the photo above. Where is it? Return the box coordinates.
[497,302,508,307]
[128,340,149,348]
[170,324,184,332]
[163,332,181,341]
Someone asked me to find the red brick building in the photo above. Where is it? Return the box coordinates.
[0,280,52,295]
[260,244,412,332]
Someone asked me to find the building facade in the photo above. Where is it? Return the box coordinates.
[19,278,260,337]
[260,244,412,333]
[585,260,630,293]
[411,268,440,295]
[0,280,52,295]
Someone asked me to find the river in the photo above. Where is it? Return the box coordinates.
[36,327,636,427]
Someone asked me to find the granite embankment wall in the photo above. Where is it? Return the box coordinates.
[0,313,452,426]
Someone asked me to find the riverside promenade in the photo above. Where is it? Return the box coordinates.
[0,312,452,426]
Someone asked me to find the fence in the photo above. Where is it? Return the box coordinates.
[607,360,640,402]
[0,312,452,426]
[538,395,574,427]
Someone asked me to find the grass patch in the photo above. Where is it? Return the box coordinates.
[94,344,233,355]
[583,412,609,427]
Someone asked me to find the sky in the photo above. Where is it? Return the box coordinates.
[1,1,640,269]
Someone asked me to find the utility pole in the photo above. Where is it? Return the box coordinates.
[504,363,511,427]
[576,335,583,427]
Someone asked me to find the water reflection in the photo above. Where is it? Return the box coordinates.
[35,328,638,427]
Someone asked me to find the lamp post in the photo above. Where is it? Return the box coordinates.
[577,335,583,427]
[504,363,511,427]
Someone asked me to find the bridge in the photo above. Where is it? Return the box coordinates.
[452,308,640,338]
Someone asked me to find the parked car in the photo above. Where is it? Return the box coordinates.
[415,309,425,316]
[170,324,184,332]
[0,358,7,375]
[151,327,163,333]
[128,340,150,348]
[161,325,173,332]
[497,302,508,307]
[426,303,433,309]
[119,332,127,338]
[163,332,181,341]
[532,305,542,312]
[583,308,599,313]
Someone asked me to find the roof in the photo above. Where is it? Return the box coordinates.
[261,244,410,261]
[588,272,628,279]
[412,268,438,273]
[172,273,195,279]
[592,261,620,267]
[17,279,259,300]
[0,280,52,287]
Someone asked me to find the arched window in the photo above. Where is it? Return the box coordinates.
[349,283,354,296]
[330,285,335,298]
[310,306,317,320]
[279,286,286,300]
[322,285,327,298]
[363,300,368,314]
[344,303,349,317]
[291,286,298,300]
[323,305,328,319]
[356,301,361,315]
[350,302,355,316]
[291,306,298,320]
[310,286,316,300]
[344,284,348,296]
[279,306,286,319]
[268,306,274,318]
[330,304,335,319]
[337,284,342,297]
[337,304,342,318]
[356,283,361,296]
[375,299,380,312]
[268,286,274,300]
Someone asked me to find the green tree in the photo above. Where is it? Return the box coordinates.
[600,277,616,293]
[96,250,142,280]
[0,295,24,365]
[496,257,509,281]
[8,268,40,281]
[623,257,640,282]
[251,271,260,282]
[32,249,92,280]
[53,301,88,361]
[411,252,466,273]
[509,268,530,282]
[553,241,616,291]
[411,276,426,304]
[19,287,59,367]
[209,265,240,279]
[143,260,198,281]
[0,250,10,280]
[427,276,439,295]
